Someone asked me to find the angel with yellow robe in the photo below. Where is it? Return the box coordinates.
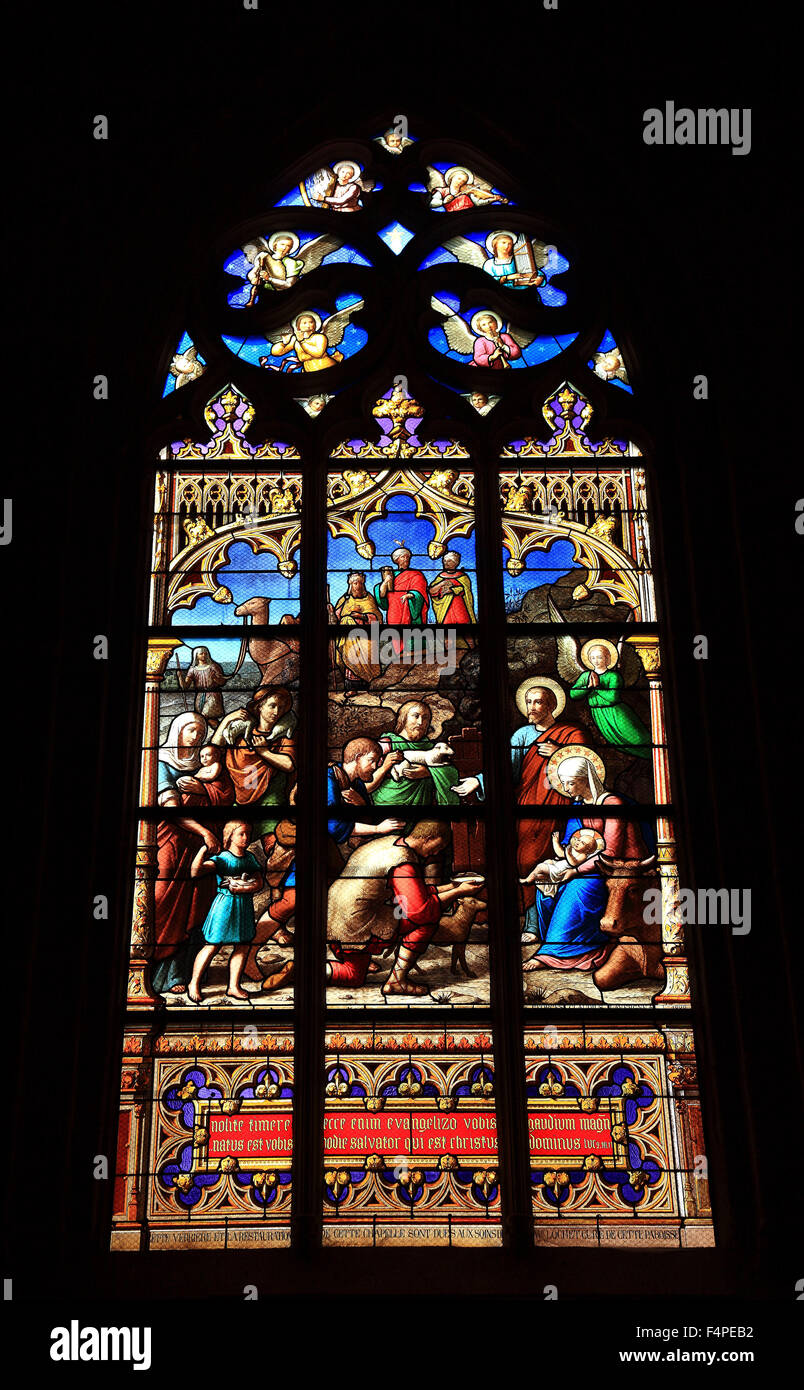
[264,302,363,373]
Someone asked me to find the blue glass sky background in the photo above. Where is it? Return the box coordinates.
[328,492,478,611]
[501,537,580,612]
[171,540,301,633]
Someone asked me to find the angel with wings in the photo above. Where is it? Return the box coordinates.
[592,344,629,384]
[259,303,363,373]
[432,300,535,369]
[376,127,413,154]
[169,344,205,389]
[427,165,508,212]
[445,231,550,289]
[243,232,342,305]
[554,625,652,759]
[307,161,374,212]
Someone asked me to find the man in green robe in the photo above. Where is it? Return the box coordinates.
[370,700,462,806]
[569,643,651,758]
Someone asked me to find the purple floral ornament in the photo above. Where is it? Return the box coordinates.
[159,1144,219,1208]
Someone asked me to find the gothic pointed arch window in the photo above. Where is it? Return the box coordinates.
[112,125,714,1254]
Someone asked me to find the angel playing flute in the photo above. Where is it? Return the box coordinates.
[259,303,363,373]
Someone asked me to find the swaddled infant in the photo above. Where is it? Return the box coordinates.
[520,828,606,897]
[390,741,455,780]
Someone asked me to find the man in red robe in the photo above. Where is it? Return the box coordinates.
[454,681,586,935]
[513,685,586,866]
[374,546,429,626]
[512,684,586,934]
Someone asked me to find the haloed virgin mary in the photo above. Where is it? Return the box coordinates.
[522,747,655,969]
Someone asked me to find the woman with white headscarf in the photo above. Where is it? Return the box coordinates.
[152,712,220,995]
[157,712,207,795]
[522,747,655,971]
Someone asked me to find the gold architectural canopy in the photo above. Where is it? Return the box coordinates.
[502,383,640,459]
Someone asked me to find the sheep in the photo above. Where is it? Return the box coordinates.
[389,741,455,780]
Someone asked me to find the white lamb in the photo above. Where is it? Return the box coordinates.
[390,741,455,780]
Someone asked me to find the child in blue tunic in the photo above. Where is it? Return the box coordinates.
[188,821,263,1002]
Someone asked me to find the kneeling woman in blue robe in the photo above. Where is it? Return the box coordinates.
[531,815,612,968]
[521,750,656,970]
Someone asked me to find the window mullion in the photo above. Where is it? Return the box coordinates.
[474,442,533,1254]
[291,447,329,1252]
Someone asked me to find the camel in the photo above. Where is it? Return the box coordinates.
[232,596,300,685]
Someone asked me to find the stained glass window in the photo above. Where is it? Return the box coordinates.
[112,132,714,1254]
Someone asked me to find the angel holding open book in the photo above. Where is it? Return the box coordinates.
[464,230,549,287]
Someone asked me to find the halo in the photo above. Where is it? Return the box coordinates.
[292,309,322,334]
[333,160,359,179]
[470,308,503,336]
[546,745,607,797]
[580,637,619,670]
[485,230,517,256]
[514,676,566,719]
[445,165,471,186]
[268,230,300,256]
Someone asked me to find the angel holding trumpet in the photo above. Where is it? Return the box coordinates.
[432,299,537,369]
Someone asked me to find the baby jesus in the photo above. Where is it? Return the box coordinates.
[176,744,234,805]
[520,828,606,897]
[390,741,455,781]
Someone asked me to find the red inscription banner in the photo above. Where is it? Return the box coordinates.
[207,1110,612,1161]
[209,1114,292,1159]
[323,1111,498,1157]
[528,1110,614,1156]
[207,1110,499,1160]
